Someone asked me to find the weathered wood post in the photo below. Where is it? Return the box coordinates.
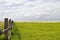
[8,19,12,40]
[4,18,9,40]
[11,21,14,30]
[11,21,14,29]
[9,19,12,29]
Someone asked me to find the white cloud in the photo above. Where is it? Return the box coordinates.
[0,0,60,21]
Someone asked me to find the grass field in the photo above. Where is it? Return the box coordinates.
[0,22,60,40]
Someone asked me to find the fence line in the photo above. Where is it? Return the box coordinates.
[0,18,14,40]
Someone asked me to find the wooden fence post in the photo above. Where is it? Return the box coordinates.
[11,21,14,28]
[8,19,12,40]
[4,18,9,40]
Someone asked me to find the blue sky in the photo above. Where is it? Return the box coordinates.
[0,0,60,21]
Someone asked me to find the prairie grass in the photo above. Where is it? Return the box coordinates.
[13,22,60,40]
[0,22,60,40]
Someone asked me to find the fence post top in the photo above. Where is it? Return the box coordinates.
[5,18,8,19]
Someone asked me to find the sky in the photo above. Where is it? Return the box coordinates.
[0,0,60,21]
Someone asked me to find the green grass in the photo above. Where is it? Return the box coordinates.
[13,22,60,40]
[0,22,60,40]
[0,22,4,40]
[0,22,4,28]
